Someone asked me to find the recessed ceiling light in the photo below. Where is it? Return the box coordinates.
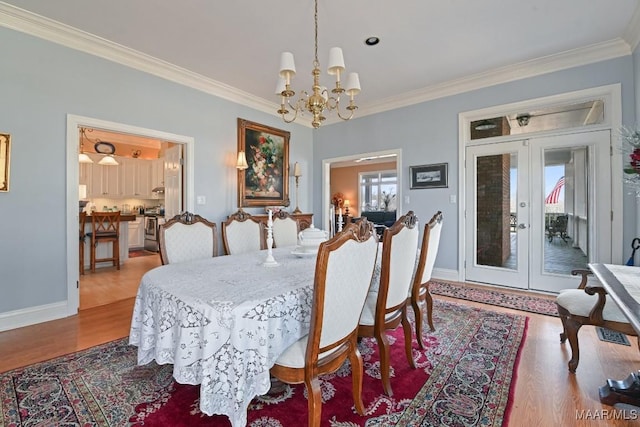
[365,36,380,46]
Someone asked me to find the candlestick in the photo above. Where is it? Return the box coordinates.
[337,209,343,233]
[263,209,279,267]
[293,164,302,214]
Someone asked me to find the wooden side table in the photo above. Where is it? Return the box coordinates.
[253,213,314,231]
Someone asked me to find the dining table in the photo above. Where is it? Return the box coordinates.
[129,245,384,426]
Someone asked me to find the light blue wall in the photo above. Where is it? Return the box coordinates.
[312,56,636,271]
[0,27,313,313]
[1,24,637,321]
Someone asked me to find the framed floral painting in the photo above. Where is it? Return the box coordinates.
[237,118,290,207]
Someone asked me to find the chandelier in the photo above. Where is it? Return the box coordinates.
[79,127,119,166]
[276,0,361,128]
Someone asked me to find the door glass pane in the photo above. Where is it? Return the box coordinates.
[543,148,589,274]
[475,153,516,270]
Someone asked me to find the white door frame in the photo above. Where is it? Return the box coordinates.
[65,114,195,314]
[458,84,623,285]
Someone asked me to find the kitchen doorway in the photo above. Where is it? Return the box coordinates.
[66,114,195,313]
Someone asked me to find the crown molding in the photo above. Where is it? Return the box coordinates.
[623,3,640,52]
[0,3,280,115]
[0,2,634,129]
[354,38,632,120]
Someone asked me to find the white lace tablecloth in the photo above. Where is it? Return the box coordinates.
[129,247,318,427]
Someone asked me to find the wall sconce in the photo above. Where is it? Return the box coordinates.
[236,151,248,170]
[343,199,350,216]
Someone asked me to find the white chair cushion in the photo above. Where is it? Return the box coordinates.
[385,226,419,308]
[418,219,442,285]
[275,335,341,368]
[320,237,378,347]
[272,217,298,247]
[164,222,213,264]
[226,220,262,254]
[359,291,400,326]
[276,235,378,366]
[556,288,629,323]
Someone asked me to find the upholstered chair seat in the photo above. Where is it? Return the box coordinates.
[358,211,419,396]
[270,220,379,427]
[410,211,443,348]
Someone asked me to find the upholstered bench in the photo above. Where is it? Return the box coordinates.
[556,269,638,373]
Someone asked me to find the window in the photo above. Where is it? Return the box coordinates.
[359,170,397,212]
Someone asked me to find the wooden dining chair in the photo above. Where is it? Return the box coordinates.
[89,211,121,272]
[221,210,266,255]
[271,211,299,247]
[410,210,443,348]
[270,220,379,427]
[358,211,420,396]
[79,211,87,275]
[158,212,218,265]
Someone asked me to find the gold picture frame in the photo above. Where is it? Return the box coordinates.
[0,133,10,192]
[237,118,290,207]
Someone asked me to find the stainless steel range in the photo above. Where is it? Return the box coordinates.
[143,213,164,252]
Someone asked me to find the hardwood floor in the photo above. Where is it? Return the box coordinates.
[79,251,161,310]
[1,256,638,426]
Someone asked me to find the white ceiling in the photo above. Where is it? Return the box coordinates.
[1,1,639,125]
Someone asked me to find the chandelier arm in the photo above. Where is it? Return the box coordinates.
[335,100,356,121]
[280,104,299,124]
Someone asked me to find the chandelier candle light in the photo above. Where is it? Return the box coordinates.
[276,0,361,129]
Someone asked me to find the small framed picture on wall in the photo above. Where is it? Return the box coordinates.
[410,163,448,189]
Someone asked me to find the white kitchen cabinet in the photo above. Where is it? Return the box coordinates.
[122,158,152,198]
[86,154,122,197]
[127,216,145,249]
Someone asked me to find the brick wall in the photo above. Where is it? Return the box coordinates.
[476,154,511,266]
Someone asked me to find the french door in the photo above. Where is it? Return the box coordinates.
[464,130,612,292]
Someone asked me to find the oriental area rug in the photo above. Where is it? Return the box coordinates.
[0,300,527,426]
[430,281,559,317]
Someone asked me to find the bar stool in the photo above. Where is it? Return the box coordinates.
[89,211,121,272]
[79,211,87,275]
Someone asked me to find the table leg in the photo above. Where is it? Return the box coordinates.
[599,371,640,406]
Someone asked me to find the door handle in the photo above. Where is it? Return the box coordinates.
[518,223,527,229]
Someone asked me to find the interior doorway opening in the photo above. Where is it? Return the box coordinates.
[322,149,402,234]
[66,114,195,315]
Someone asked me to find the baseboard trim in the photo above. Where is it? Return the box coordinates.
[432,267,459,283]
[0,301,70,332]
